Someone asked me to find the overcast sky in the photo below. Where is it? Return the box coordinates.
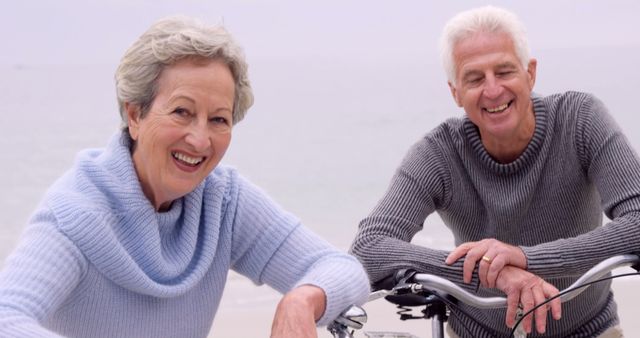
[2,0,640,67]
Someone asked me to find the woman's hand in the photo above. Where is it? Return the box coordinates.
[445,238,527,287]
[495,266,562,334]
[270,285,326,338]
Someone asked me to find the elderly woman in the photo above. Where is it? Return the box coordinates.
[0,16,369,337]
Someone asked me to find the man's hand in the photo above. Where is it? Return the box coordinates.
[445,238,527,287]
[495,266,562,334]
[270,285,326,338]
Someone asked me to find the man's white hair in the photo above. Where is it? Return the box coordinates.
[439,6,530,85]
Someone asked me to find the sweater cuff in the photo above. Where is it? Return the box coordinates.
[520,245,565,277]
[294,255,370,327]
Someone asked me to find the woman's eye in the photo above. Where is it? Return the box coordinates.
[172,108,189,116]
[210,117,228,124]
[209,116,232,132]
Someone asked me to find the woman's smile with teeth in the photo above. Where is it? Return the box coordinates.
[172,152,204,166]
[486,102,509,113]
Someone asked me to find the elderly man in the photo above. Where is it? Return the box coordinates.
[351,5,640,337]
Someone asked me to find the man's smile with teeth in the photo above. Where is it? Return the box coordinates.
[485,101,511,113]
[172,152,204,166]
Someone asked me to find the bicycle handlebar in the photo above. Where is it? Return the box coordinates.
[559,254,639,302]
[386,254,640,308]
[413,273,506,308]
[328,254,640,338]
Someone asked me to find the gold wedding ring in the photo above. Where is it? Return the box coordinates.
[482,255,492,263]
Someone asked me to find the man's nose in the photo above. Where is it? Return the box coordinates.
[482,75,503,99]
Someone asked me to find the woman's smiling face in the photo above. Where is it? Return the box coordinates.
[127,57,235,211]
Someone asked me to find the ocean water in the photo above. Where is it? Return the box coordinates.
[3,44,640,250]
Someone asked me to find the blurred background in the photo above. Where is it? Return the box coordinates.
[1,1,640,336]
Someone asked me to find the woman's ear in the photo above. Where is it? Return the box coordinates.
[125,102,141,141]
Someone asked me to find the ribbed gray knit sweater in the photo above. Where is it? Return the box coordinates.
[351,91,640,337]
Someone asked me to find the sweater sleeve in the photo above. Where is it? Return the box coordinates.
[0,207,87,337]
[229,174,370,326]
[259,226,370,326]
[350,136,471,287]
[523,93,640,276]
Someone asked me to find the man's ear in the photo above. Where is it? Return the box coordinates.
[448,81,463,107]
[527,58,537,89]
[125,102,141,141]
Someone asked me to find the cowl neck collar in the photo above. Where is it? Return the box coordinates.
[46,131,227,297]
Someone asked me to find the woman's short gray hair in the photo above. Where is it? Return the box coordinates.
[115,16,254,130]
[439,6,530,85]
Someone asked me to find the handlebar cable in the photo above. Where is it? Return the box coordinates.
[508,271,640,337]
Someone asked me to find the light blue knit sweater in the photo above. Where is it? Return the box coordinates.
[0,131,369,337]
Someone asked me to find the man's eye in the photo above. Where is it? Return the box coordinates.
[466,77,482,85]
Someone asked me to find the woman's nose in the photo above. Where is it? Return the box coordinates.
[185,122,211,152]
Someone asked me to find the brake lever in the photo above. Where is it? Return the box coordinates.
[367,283,424,302]
[370,269,419,301]
[368,289,395,302]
